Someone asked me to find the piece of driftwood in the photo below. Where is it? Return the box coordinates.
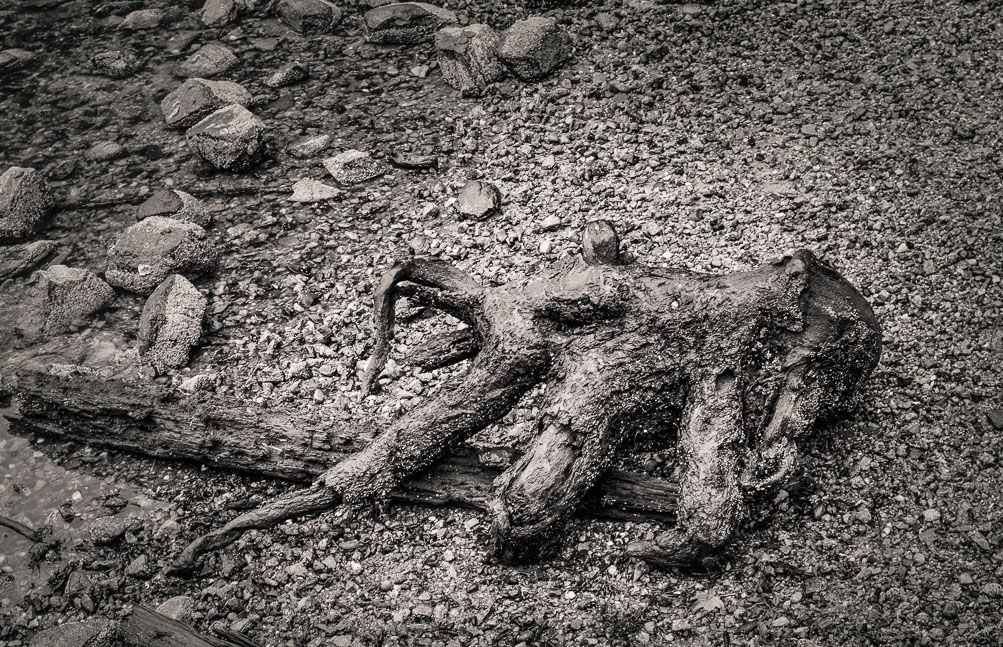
[118,605,264,647]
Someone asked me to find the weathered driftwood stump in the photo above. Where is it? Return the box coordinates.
[171,221,881,574]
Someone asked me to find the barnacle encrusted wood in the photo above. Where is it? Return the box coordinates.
[170,220,881,574]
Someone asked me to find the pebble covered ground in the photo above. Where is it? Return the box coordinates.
[1,0,1002,645]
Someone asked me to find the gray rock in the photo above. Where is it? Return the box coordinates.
[277,0,342,34]
[0,49,36,72]
[457,179,501,220]
[0,166,55,242]
[264,61,309,88]
[90,50,141,78]
[498,16,571,80]
[138,274,207,373]
[13,265,114,339]
[290,178,341,203]
[137,189,211,228]
[435,24,504,96]
[157,595,196,622]
[106,216,218,295]
[28,618,116,647]
[0,240,57,280]
[85,141,126,162]
[161,78,252,129]
[202,0,239,26]
[362,3,457,45]
[121,9,165,30]
[180,42,238,78]
[324,150,388,184]
[125,554,148,577]
[88,516,127,545]
[288,134,330,158]
[186,104,266,171]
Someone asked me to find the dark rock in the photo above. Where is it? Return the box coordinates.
[180,42,238,78]
[137,189,210,228]
[390,149,438,169]
[435,24,504,96]
[138,274,207,373]
[28,618,116,647]
[0,166,55,242]
[88,516,127,545]
[120,9,164,30]
[0,239,57,280]
[202,0,239,26]
[457,179,501,220]
[264,61,309,88]
[160,78,252,129]
[106,216,218,295]
[988,409,1003,430]
[324,150,388,184]
[277,0,342,35]
[362,3,457,45]
[498,16,571,80]
[0,49,36,72]
[91,51,141,78]
[12,265,114,339]
[186,104,266,171]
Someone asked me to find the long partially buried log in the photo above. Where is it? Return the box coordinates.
[2,369,679,524]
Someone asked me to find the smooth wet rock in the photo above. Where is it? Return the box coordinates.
[288,134,330,158]
[0,49,35,72]
[121,9,165,30]
[106,216,218,295]
[137,189,210,228]
[0,240,57,280]
[85,140,126,162]
[362,3,457,45]
[202,0,239,26]
[0,166,55,242]
[457,179,501,220]
[28,618,116,647]
[91,50,141,78]
[139,274,207,373]
[324,150,388,184]
[161,78,252,129]
[265,60,309,88]
[180,42,238,77]
[435,24,504,96]
[13,265,114,339]
[277,0,342,34]
[290,178,341,202]
[186,104,266,171]
[498,17,571,80]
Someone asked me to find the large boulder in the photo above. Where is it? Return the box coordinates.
[0,166,54,242]
[139,275,207,373]
[29,618,116,647]
[277,0,342,34]
[14,265,114,339]
[106,217,218,295]
[324,150,388,184]
[179,42,238,78]
[362,3,457,45]
[457,179,501,220]
[0,239,57,281]
[435,24,504,96]
[137,189,210,228]
[498,17,571,80]
[186,104,266,171]
[160,78,252,129]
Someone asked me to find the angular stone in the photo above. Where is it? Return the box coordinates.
[91,50,141,78]
[121,9,165,30]
[435,24,504,96]
[202,0,239,26]
[323,150,388,184]
[498,16,571,80]
[288,134,330,158]
[457,179,501,220]
[139,275,207,373]
[13,265,114,339]
[106,216,218,295]
[0,49,35,72]
[186,104,266,171]
[0,240,57,280]
[137,189,211,228]
[125,553,148,577]
[180,42,238,78]
[28,618,116,647]
[290,178,341,203]
[277,0,342,34]
[0,167,55,242]
[264,61,309,88]
[157,595,196,623]
[362,3,457,45]
[161,78,252,129]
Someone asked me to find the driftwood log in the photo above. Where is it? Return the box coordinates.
[1,220,881,575]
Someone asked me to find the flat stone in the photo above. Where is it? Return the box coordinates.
[0,49,36,72]
[106,216,218,295]
[435,24,504,96]
[277,0,342,34]
[457,179,501,220]
[202,0,239,26]
[180,42,238,77]
[85,141,126,162]
[264,61,309,88]
[0,166,55,242]
[362,3,457,45]
[137,189,211,227]
[288,134,330,158]
[139,274,207,374]
[125,554,148,577]
[161,78,252,129]
[13,265,114,339]
[91,50,141,78]
[324,150,388,184]
[498,16,571,80]
[157,595,196,622]
[121,9,165,30]
[0,239,57,280]
[289,178,342,203]
[29,618,116,647]
[390,149,437,169]
[186,104,266,171]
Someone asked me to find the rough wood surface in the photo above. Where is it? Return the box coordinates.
[118,605,263,647]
